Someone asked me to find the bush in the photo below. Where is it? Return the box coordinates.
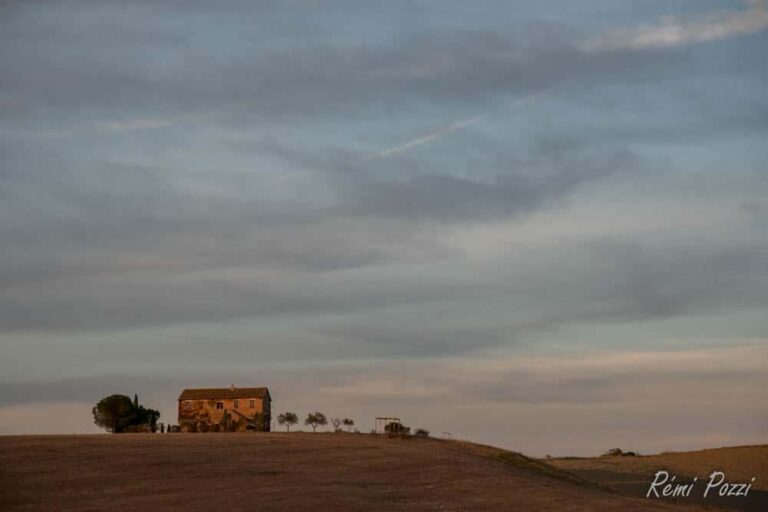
[414,428,429,437]
[385,422,410,437]
[602,448,623,457]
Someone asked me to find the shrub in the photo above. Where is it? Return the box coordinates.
[249,411,267,432]
[602,448,624,457]
[385,422,410,437]
[414,428,429,437]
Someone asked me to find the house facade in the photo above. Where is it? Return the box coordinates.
[177,386,271,432]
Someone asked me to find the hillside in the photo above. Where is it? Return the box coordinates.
[547,445,768,512]
[0,433,712,511]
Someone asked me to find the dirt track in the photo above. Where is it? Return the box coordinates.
[1,433,708,511]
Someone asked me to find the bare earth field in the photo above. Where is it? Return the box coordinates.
[547,445,768,512]
[0,433,711,512]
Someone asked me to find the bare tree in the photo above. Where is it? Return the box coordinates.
[331,417,342,432]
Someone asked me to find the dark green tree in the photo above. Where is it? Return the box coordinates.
[342,418,354,432]
[135,404,161,431]
[92,394,136,433]
[220,410,232,432]
[92,394,161,433]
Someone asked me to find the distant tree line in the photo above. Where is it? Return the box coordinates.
[276,411,356,433]
[274,412,427,437]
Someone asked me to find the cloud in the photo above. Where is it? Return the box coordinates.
[0,6,680,127]
[344,149,637,222]
[584,0,768,52]
[96,118,175,132]
[245,133,639,224]
[2,152,767,338]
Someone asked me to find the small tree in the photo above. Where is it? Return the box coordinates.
[342,418,354,432]
[277,412,298,432]
[331,418,343,432]
[92,394,136,433]
[304,412,327,432]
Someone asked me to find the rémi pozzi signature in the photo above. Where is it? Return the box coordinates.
[647,471,756,499]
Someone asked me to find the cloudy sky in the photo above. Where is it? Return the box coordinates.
[1,0,766,455]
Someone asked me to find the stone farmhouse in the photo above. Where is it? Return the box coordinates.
[178,385,271,432]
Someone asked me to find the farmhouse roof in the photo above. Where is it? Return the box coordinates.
[178,387,270,401]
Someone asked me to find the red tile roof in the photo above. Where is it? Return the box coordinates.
[178,387,270,401]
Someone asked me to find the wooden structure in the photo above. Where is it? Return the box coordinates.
[373,416,401,434]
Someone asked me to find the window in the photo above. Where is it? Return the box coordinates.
[216,402,223,410]
[249,400,256,408]
[233,399,239,409]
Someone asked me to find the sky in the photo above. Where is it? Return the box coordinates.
[0,0,766,456]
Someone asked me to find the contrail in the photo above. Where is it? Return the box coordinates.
[376,114,487,158]
[374,89,549,159]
